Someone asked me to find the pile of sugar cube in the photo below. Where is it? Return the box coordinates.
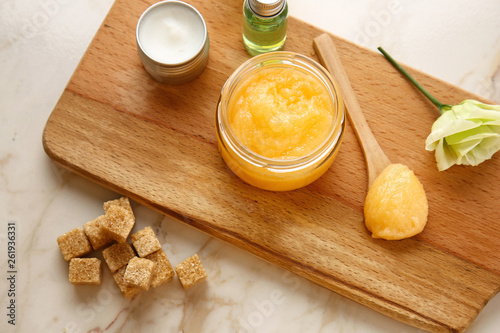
[57,197,207,298]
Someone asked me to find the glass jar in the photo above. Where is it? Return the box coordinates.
[216,52,345,191]
[242,0,288,56]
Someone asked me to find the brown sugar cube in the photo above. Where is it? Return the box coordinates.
[112,265,142,299]
[103,197,134,215]
[83,215,115,251]
[124,257,155,291]
[101,205,135,243]
[102,197,135,243]
[57,227,92,261]
[174,254,207,290]
[130,227,162,258]
[145,250,175,288]
[102,242,136,272]
[69,258,102,285]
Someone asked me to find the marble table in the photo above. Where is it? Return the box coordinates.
[1,0,499,332]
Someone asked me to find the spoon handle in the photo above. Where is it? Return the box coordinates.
[313,33,390,187]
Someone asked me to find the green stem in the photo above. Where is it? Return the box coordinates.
[377,47,448,114]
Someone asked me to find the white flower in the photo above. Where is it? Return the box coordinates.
[425,100,500,171]
[378,46,500,171]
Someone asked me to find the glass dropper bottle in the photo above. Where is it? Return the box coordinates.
[242,0,288,56]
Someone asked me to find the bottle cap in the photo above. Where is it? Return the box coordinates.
[248,0,285,17]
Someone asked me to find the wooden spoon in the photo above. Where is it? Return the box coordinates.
[314,34,429,241]
[313,34,391,187]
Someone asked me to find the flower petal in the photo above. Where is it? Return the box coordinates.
[445,126,500,145]
[451,138,481,161]
[454,100,500,120]
[464,136,500,165]
[434,139,458,171]
[426,118,479,148]
[463,99,500,111]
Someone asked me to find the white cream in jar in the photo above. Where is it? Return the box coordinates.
[136,1,209,84]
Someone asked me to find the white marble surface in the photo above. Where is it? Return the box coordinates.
[1,0,500,332]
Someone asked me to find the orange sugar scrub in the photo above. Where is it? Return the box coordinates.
[364,163,428,240]
[228,67,334,159]
[216,52,345,191]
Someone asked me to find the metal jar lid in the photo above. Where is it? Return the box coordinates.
[248,0,286,17]
[136,1,209,85]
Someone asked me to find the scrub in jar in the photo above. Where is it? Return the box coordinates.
[216,53,344,192]
[228,67,333,160]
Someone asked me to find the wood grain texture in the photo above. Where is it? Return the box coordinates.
[42,0,500,332]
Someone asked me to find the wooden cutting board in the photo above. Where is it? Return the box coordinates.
[42,0,500,331]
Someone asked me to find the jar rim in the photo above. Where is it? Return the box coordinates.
[217,51,345,170]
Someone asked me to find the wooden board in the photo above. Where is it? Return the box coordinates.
[42,0,500,332]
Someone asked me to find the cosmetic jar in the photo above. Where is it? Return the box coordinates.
[136,1,209,84]
[216,52,345,191]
